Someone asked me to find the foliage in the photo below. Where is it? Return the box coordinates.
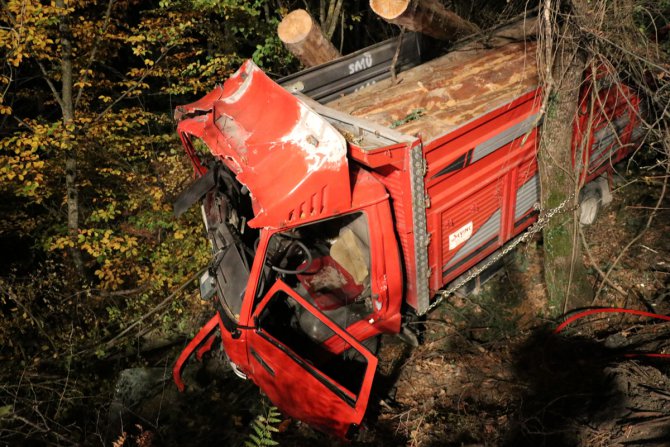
[0,0,293,362]
[244,404,281,447]
[0,0,377,443]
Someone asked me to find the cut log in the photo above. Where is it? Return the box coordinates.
[278,9,341,68]
[370,0,479,41]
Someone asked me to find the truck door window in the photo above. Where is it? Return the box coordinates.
[257,213,373,340]
[257,290,368,400]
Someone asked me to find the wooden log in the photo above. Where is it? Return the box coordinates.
[278,9,341,68]
[370,0,479,41]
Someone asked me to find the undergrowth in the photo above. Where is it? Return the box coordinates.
[244,403,281,447]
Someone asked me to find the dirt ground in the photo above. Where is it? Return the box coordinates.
[115,166,670,447]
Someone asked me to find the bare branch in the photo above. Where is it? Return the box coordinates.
[580,227,628,297]
[95,265,207,353]
[594,142,670,301]
[35,60,66,113]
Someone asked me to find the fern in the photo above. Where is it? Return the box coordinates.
[244,404,281,447]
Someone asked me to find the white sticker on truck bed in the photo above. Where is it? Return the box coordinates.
[449,222,473,250]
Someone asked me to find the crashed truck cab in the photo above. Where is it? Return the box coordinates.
[171,61,404,437]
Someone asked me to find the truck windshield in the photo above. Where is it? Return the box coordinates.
[257,213,374,341]
[195,141,258,322]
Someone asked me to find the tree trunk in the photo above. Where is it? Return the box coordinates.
[57,0,85,281]
[319,0,344,40]
[370,0,479,41]
[539,1,593,311]
[278,9,341,67]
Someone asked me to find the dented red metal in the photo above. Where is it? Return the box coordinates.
[176,61,352,229]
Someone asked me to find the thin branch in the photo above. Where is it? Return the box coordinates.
[339,8,344,53]
[578,25,670,75]
[12,115,35,132]
[580,227,627,297]
[390,27,406,85]
[324,0,337,39]
[97,265,207,352]
[36,60,66,113]
[0,283,57,351]
[10,415,76,445]
[594,145,670,301]
[319,0,325,27]
[54,326,74,418]
[93,45,173,123]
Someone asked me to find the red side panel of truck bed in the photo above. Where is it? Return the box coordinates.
[575,82,643,184]
[326,41,643,312]
[422,84,642,302]
[423,90,541,295]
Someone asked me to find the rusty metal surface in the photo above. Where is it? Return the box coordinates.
[327,41,538,142]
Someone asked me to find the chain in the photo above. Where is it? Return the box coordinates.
[420,192,578,316]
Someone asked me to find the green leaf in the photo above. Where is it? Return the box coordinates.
[252,424,264,437]
[0,405,12,418]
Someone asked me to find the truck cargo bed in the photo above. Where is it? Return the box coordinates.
[327,41,538,142]
[302,36,638,315]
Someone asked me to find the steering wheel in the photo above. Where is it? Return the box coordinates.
[270,239,313,275]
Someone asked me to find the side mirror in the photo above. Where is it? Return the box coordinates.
[199,270,217,300]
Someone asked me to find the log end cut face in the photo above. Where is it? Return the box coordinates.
[370,0,412,20]
[277,9,315,44]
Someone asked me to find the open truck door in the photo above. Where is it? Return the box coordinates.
[247,279,378,438]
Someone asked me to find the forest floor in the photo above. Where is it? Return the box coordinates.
[103,165,670,447]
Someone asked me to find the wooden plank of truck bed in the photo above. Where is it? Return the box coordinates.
[327,41,538,142]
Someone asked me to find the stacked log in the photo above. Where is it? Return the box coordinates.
[370,0,479,41]
[278,9,341,67]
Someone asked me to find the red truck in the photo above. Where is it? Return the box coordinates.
[171,28,643,438]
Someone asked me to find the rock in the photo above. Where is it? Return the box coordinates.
[106,367,171,444]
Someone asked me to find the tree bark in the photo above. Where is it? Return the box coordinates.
[57,0,85,280]
[320,0,344,40]
[539,1,593,311]
[370,0,479,41]
[278,9,341,67]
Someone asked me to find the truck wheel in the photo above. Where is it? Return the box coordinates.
[343,335,380,361]
[396,325,419,347]
[579,188,601,226]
